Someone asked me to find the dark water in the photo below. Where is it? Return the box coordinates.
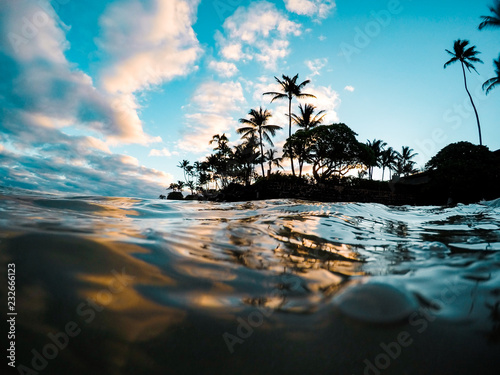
[1,187,500,375]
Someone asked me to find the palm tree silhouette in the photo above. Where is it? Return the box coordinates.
[237,107,282,177]
[479,0,500,29]
[380,147,398,181]
[483,56,500,95]
[444,40,484,145]
[366,139,387,180]
[396,146,418,177]
[177,160,191,183]
[291,103,326,131]
[265,149,283,176]
[263,74,316,176]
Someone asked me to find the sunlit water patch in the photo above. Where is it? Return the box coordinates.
[1,187,499,374]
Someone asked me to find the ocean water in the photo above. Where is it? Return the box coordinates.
[1,187,500,375]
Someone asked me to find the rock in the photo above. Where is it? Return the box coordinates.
[332,280,418,324]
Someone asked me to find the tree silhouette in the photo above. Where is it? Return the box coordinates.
[299,123,364,183]
[289,104,326,177]
[366,139,387,180]
[380,147,398,181]
[483,56,500,95]
[291,103,326,131]
[479,0,500,29]
[396,146,418,177]
[177,160,191,183]
[444,40,484,145]
[265,149,283,176]
[263,74,315,176]
[232,135,260,186]
[237,107,282,177]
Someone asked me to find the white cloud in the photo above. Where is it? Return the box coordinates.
[0,125,172,197]
[0,0,176,197]
[284,0,336,19]
[1,0,162,145]
[208,60,238,78]
[216,1,301,70]
[98,0,201,95]
[149,148,173,157]
[306,57,328,76]
[344,85,355,92]
[178,81,246,151]
[96,0,202,144]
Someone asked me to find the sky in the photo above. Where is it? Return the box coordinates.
[0,0,499,198]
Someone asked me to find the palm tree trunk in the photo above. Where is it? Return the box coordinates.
[382,167,385,181]
[288,97,296,177]
[461,61,483,146]
[259,129,265,177]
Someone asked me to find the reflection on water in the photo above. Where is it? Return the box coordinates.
[1,187,500,374]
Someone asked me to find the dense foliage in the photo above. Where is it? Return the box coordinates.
[425,142,500,203]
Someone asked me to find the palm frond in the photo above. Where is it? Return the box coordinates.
[263,132,274,147]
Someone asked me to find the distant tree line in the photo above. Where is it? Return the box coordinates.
[170,73,419,195]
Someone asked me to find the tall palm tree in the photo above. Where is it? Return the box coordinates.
[291,103,326,131]
[444,39,484,145]
[237,107,282,177]
[366,139,387,180]
[290,103,325,177]
[177,160,191,183]
[483,56,500,95]
[479,0,500,29]
[380,147,398,181]
[263,74,316,176]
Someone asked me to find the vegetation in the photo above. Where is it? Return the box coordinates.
[444,39,484,145]
[237,107,281,177]
[483,56,500,94]
[166,2,498,202]
[263,74,315,177]
[478,2,500,95]
[479,0,500,29]
[425,142,500,203]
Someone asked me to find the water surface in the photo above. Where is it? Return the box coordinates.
[1,187,499,374]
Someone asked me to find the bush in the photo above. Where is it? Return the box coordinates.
[167,191,184,200]
[424,142,500,203]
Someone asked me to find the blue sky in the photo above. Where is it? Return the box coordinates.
[0,0,498,197]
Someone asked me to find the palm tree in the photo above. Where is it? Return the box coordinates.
[265,149,283,176]
[237,107,282,177]
[380,147,398,181]
[232,136,260,186]
[177,160,191,183]
[263,74,316,176]
[291,103,326,131]
[397,146,418,177]
[479,0,500,29]
[483,56,500,95]
[210,133,231,156]
[444,40,484,145]
[366,139,387,180]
